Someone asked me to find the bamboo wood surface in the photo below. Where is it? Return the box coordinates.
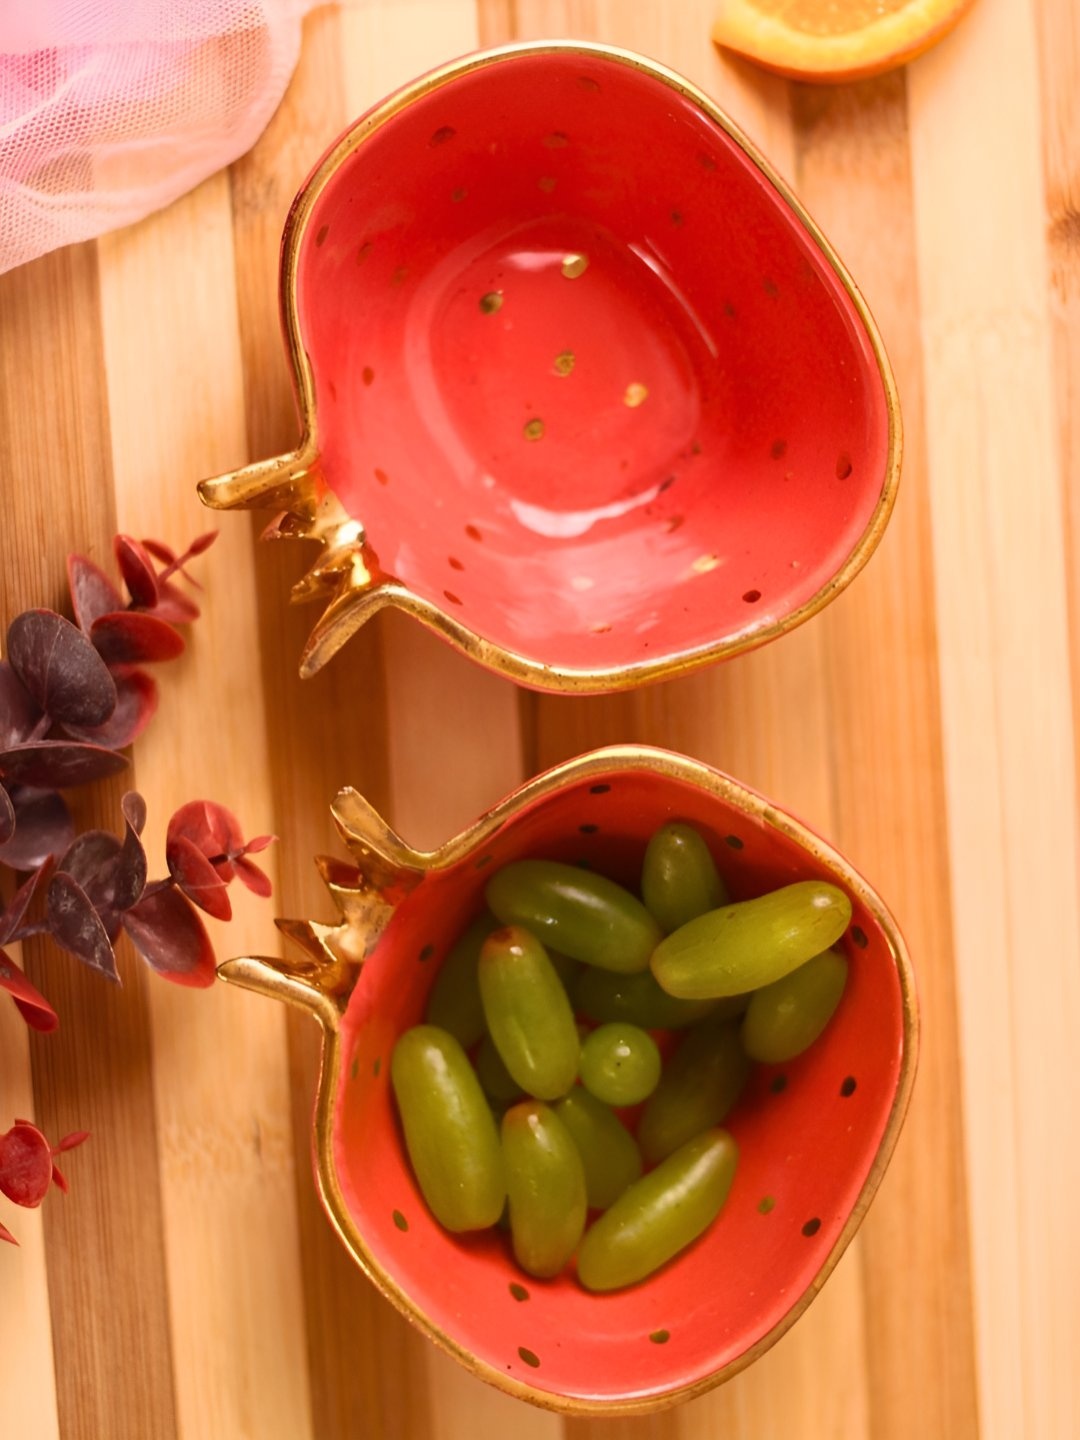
[1,1,1077,1436]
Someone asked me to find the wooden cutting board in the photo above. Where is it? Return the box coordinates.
[2,2,1077,1437]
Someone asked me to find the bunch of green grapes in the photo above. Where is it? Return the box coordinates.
[391,823,852,1291]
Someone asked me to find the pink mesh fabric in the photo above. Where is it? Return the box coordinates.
[0,0,315,273]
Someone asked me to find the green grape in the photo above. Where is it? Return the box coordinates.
[650,881,853,999]
[423,913,500,1049]
[572,965,735,1030]
[502,1101,587,1278]
[390,1025,505,1232]
[741,947,849,1063]
[641,822,729,934]
[555,1087,642,1210]
[637,1019,748,1164]
[475,1033,525,1106]
[485,859,661,974]
[579,1023,661,1107]
[576,1129,738,1292]
[478,925,579,1101]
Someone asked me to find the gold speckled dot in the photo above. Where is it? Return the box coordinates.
[623,382,649,408]
[553,351,575,376]
[561,253,589,279]
[543,131,570,148]
[362,366,374,386]
[479,291,504,314]
[538,176,557,194]
[392,265,408,286]
[589,621,612,634]
[523,418,545,441]
[451,186,467,202]
[356,241,373,264]
[691,554,720,575]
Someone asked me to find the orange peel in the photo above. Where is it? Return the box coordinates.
[712,0,979,83]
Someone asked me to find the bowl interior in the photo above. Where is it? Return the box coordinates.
[331,762,908,1408]
[295,47,892,677]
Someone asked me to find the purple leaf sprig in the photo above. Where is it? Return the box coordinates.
[0,792,274,990]
[0,531,217,872]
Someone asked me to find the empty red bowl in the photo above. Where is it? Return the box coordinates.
[219,746,917,1412]
[199,42,901,692]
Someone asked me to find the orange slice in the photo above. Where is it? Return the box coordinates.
[712,0,979,83]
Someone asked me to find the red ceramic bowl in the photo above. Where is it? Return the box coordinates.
[200,42,901,692]
[220,747,917,1413]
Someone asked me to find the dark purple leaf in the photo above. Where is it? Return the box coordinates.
[90,611,185,665]
[0,661,42,749]
[114,800,147,912]
[0,785,13,846]
[0,1121,53,1206]
[67,554,124,632]
[6,611,117,728]
[122,791,146,836]
[114,535,159,608]
[123,887,215,987]
[0,857,56,943]
[0,947,58,1032]
[46,872,119,982]
[58,830,122,916]
[167,834,232,920]
[0,740,128,788]
[233,854,273,898]
[61,668,158,750]
[149,580,200,625]
[0,790,72,872]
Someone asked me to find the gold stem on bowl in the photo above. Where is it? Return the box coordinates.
[216,953,344,1032]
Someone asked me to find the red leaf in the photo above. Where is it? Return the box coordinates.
[47,872,120,982]
[0,740,129,788]
[90,612,184,666]
[167,800,242,869]
[0,661,42,750]
[140,538,177,565]
[233,854,272,898]
[6,610,117,728]
[167,834,232,921]
[123,887,216,987]
[185,531,218,558]
[241,833,275,855]
[67,554,124,632]
[54,1131,89,1153]
[150,581,200,626]
[61,669,158,750]
[0,789,73,872]
[0,1122,53,1207]
[51,1164,68,1193]
[0,1219,17,1245]
[0,948,58,1032]
[114,535,159,608]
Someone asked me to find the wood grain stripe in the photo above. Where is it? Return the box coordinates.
[791,69,981,1440]
[227,11,433,1438]
[909,0,1080,1434]
[0,245,180,1440]
[96,172,315,1440]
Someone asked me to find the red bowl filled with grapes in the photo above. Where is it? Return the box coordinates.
[199,41,900,694]
[219,746,917,1413]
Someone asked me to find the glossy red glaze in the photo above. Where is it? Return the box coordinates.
[292,46,894,681]
[331,753,912,1408]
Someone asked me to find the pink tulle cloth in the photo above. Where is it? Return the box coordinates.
[0,0,314,273]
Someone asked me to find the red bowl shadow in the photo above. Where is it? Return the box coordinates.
[328,750,916,1410]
